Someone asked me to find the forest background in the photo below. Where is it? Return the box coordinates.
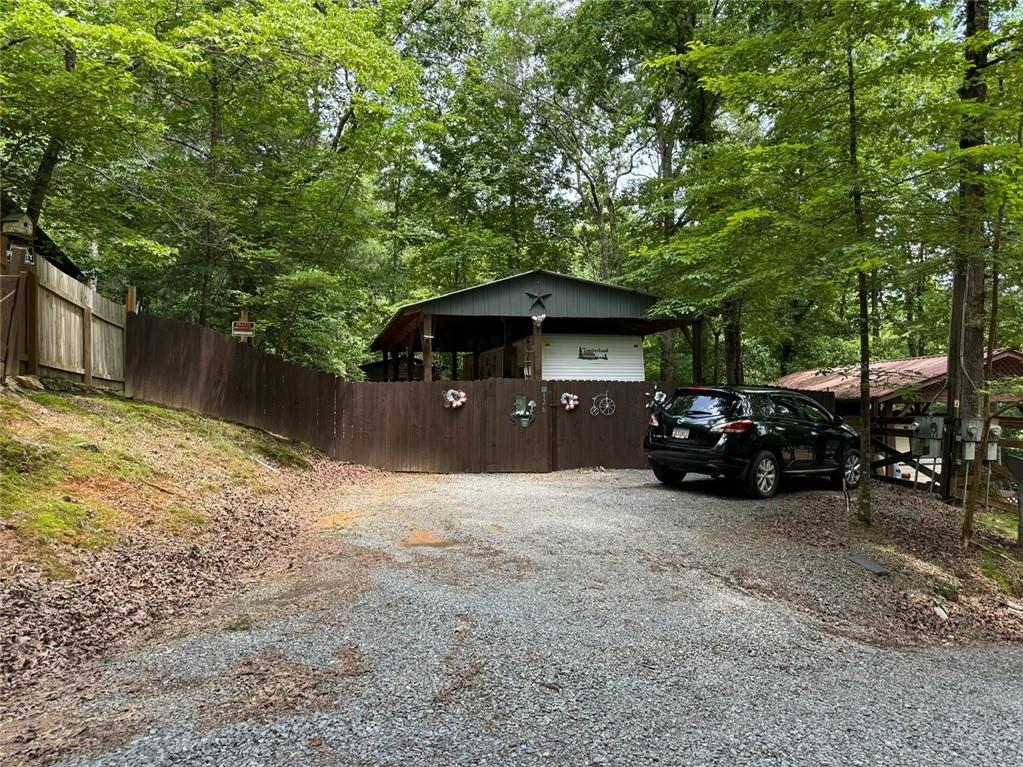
[2,0,1020,385]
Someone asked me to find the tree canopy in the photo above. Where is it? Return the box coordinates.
[2,0,1021,383]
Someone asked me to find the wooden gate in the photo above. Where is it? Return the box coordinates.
[331,378,657,473]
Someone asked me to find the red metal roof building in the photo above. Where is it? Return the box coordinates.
[774,349,1023,404]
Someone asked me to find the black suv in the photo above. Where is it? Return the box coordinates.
[644,386,861,498]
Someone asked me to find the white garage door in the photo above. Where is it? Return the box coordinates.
[541,334,645,381]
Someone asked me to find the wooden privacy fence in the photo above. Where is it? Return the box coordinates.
[333,378,657,472]
[36,257,125,387]
[126,313,842,473]
[0,250,125,388]
[125,313,336,453]
[126,313,664,471]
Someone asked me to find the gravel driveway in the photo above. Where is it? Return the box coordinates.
[29,471,1023,766]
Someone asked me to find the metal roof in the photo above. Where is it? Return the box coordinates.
[371,270,674,351]
[397,270,657,318]
[773,349,1023,401]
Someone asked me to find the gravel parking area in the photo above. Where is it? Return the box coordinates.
[8,471,1023,766]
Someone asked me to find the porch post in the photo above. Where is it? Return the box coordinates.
[532,318,543,381]
[422,314,433,383]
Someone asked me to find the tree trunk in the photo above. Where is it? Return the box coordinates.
[658,331,673,381]
[948,0,990,505]
[712,328,721,385]
[692,318,705,384]
[962,204,1004,546]
[198,73,223,327]
[723,301,743,385]
[26,138,62,225]
[26,44,77,224]
[606,194,620,276]
[847,41,872,524]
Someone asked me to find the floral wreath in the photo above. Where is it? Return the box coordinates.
[443,388,468,408]
[560,392,580,411]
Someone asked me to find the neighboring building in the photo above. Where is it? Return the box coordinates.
[364,269,694,382]
[775,349,1023,486]
[774,349,1023,414]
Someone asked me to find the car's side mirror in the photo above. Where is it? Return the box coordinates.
[832,415,844,425]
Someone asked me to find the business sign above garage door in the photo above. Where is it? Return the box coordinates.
[578,346,609,360]
[542,334,644,381]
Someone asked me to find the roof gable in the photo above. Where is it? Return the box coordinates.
[408,270,657,320]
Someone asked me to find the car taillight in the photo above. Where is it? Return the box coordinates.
[648,413,659,427]
[711,419,753,433]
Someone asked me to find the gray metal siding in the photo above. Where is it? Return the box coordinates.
[420,272,655,319]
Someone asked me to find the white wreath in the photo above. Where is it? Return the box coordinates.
[560,392,580,411]
[443,388,468,408]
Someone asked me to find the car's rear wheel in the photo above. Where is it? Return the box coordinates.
[652,464,686,487]
[833,448,862,490]
[746,450,779,499]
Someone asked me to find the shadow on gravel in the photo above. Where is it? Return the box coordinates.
[651,474,840,500]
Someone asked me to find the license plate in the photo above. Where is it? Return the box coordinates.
[672,427,689,440]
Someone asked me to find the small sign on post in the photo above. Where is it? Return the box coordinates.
[231,320,254,337]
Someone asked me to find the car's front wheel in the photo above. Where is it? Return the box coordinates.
[833,448,862,490]
[652,464,686,487]
[746,450,780,499]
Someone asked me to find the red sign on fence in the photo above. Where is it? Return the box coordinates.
[231,320,254,337]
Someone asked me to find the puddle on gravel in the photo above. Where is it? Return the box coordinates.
[399,529,454,548]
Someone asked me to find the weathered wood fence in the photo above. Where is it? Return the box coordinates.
[0,249,125,389]
[36,257,125,387]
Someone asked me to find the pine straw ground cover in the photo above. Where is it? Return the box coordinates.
[0,385,379,701]
[748,482,1023,644]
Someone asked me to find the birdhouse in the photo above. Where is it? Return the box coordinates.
[2,212,35,241]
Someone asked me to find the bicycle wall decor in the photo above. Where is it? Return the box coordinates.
[590,391,616,416]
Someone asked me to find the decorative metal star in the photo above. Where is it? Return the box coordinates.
[525,290,552,311]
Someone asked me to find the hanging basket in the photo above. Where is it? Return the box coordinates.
[560,392,580,411]
[443,388,468,409]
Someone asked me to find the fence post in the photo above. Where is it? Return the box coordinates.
[82,304,93,385]
[25,270,38,375]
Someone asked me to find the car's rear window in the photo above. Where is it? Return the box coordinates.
[664,391,738,418]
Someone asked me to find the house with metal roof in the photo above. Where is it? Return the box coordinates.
[774,349,1023,408]
[364,270,695,382]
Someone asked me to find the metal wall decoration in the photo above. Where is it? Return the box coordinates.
[511,395,537,427]
[443,388,468,408]
[560,392,580,411]
[590,391,615,416]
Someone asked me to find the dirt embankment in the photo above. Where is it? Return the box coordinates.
[0,384,379,701]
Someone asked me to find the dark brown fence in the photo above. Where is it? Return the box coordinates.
[126,312,836,473]
[126,313,336,453]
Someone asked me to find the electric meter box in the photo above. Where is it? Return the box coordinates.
[912,416,944,440]
[911,416,944,458]
[987,421,1002,461]
[959,417,983,442]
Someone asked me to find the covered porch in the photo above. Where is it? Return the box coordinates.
[365,270,698,382]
